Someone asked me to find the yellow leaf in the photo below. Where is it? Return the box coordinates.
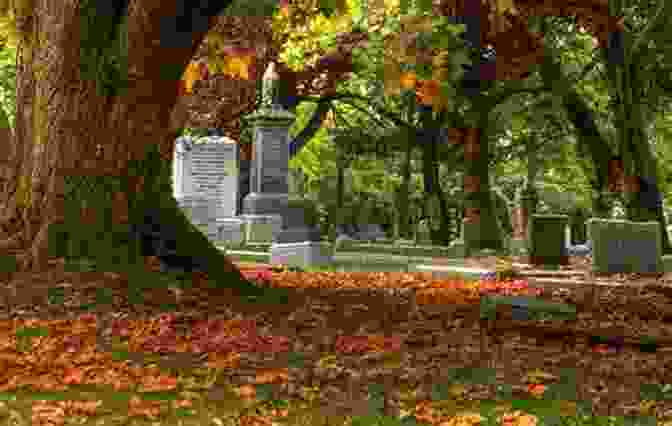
[223,55,252,80]
[495,0,518,15]
[524,369,557,383]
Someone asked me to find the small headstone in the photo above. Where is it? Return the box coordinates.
[357,224,386,241]
[588,218,661,273]
[270,241,333,268]
[529,214,569,266]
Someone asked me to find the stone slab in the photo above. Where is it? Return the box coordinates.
[270,241,333,268]
[242,192,289,217]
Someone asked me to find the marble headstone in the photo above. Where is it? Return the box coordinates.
[189,136,238,220]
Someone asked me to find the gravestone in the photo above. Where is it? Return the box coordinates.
[588,218,662,273]
[172,135,244,245]
[190,136,238,220]
[243,62,332,266]
[529,214,569,266]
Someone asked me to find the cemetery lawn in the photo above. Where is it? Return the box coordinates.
[1,256,672,425]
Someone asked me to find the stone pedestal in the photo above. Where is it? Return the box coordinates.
[270,241,333,268]
[242,192,289,217]
[216,217,245,246]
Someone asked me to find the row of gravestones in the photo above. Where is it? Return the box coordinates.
[504,214,663,274]
[172,135,391,247]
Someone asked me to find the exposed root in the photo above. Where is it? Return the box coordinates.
[23,220,52,271]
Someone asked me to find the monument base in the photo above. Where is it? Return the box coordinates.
[240,214,283,244]
[270,241,334,268]
[216,217,245,245]
[242,192,289,217]
[274,227,322,243]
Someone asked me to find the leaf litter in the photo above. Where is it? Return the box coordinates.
[0,255,670,424]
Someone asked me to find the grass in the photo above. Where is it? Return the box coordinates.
[0,384,656,426]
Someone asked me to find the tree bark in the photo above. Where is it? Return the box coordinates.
[0,0,253,290]
[462,123,506,254]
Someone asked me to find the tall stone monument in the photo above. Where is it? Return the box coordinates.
[241,62,332,267]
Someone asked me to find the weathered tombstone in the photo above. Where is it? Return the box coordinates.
[172,134,246,244]
[190,135,238,220]
[588,218,662,274]
[529,214,569,267]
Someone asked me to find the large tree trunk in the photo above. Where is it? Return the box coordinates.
[611,62,672,254]
[0,0,254,291]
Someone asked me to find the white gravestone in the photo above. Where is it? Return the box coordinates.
[172,136,194,199]
[172,136,243,243]
[190,136,238,220]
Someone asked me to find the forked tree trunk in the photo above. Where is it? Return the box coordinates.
[0,0,248,287]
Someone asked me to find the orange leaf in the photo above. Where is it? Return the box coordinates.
[223,54,253,80]
[255,368,289,385]
[399,72,417,90]
[416,79,441,106]
[181,61,201,94]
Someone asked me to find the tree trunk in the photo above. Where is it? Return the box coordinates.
[538,47,616,218]
[396,93,415,241]
[604,28,672,253]
[620,102,672,253]
[0,0,252,291]
[462,123,506,254]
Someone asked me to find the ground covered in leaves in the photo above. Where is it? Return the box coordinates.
[0,255,671,425]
